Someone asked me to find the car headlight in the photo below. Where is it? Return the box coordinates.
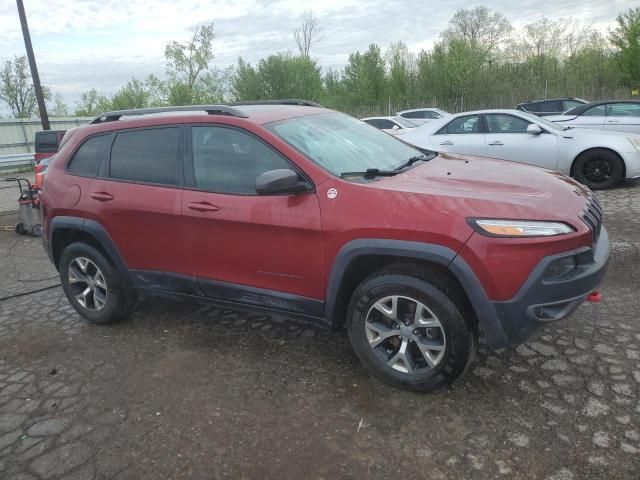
[627,137,640,152]
[472,219,575,237]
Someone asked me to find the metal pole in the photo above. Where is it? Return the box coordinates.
[16,0,50,130]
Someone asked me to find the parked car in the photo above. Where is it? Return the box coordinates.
[361,116,417,135]
[396,108,449,125]
[34,130,66,163]
[401,109,640,190]
[546,100,640,134]
[516,98,588,116]
[42,101,609,392]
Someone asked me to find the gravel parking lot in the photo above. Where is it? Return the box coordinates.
[0,180,639,479]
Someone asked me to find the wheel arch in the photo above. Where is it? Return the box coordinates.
[570,147,626,178]
[50,217,131,282]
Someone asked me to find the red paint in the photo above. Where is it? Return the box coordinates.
[42,107,596,303]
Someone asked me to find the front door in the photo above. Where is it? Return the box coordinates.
[181,124,325,314]
[483,113,559,169]
[431,114,486,156]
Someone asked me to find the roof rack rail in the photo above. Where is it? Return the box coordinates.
[228,99,323,107]
[90,105,249,124]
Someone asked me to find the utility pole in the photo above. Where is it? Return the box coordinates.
[16,0,50,129]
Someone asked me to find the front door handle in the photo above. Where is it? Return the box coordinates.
[187,201,220,212]
[90,191,114,202]
[488,141,504,146]
[606,120,619,123]
[439,141,454,146]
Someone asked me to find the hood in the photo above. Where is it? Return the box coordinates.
[371,153,590,223]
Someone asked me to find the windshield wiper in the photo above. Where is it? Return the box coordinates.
[394,154,428,172]
[340,168,399,178]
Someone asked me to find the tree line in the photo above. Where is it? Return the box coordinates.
[1,6,639,119]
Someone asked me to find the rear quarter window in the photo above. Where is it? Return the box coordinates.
[67,134,111,177]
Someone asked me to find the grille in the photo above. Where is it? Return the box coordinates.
[581,194,603,246]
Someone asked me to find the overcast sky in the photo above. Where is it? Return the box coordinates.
[0,0,633,109]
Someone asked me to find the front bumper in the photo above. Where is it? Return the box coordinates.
[450,226,610,348]
[489,226,610,346]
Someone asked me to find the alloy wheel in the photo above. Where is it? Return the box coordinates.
[364,295,446,374]
[68,257,108,311]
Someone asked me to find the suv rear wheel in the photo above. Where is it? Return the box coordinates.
[346,265,477,392]
[59,242,135,324]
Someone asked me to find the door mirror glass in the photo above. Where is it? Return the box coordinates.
[392,125,400,130]
[256,169,308,195]
[527,124,543,135]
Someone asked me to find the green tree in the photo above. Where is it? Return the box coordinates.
[385,42,415,104]
[343,44,387,105]
[610,7,640,88]
[442,6,512,57]
[74,89,111,116]
[231,58,264,101]
[110,78,152,110]
[48,92,69,117]
[0,55,50,118]
[164,23,216,104]
[257,53,323,100]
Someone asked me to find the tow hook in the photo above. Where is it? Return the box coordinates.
[586,291,602,303]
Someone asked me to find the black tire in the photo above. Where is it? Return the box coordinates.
[59,242,136,325]
[15,223,25,235]
[573,149,624,190]
[346,264,477,392]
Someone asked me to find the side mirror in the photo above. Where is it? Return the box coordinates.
[527,124,543,135]
[256,169,309,195]
[392,125,400,130]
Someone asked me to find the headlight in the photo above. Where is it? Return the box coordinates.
[627,137,640,152]
[472,219,575,237]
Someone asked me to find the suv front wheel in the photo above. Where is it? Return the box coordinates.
[347,265,477,392]
[59,242,135,324]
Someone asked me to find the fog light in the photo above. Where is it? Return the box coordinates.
[544,256,577,280]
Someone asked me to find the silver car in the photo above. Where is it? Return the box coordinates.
[547,101,640,134]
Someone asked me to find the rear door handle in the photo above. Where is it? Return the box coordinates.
[90,192,114,202]
[488,141,504,146]
[439,141,454,146]
[187,201,220,212]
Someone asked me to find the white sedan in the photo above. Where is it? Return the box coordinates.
[401,109,640,189]
[361,116,418,135]
[396,108,449,125]
[546,101,640,134]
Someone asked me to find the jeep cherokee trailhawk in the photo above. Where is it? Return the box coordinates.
[41,100,610,392]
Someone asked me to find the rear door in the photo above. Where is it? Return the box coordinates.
[87,126,190,281]
[483,113,558,169]
[604,103,640,134]
[430,114,486,156]
[181,124,324,306]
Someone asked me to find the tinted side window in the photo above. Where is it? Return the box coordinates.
[606,103,640,117]
[436,115,481,134]
[110,128,180,185]
[67,134,110,176]
[401,111,424,119]
[364,119,394,129]
[191,126,291,194]
[581,105,606,117]
[522,103,541,112]
[485,114,531,134]
[424,111,441,119]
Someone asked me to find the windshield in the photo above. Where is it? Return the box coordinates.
[266,112,426,176]
[518,111,568,131]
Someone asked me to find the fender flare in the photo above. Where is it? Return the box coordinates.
[324,239,509,347]
[49,216,131,282]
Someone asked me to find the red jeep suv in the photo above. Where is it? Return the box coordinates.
[41,100,609,392]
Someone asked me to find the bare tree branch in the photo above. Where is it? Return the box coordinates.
[294,10,323,58]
